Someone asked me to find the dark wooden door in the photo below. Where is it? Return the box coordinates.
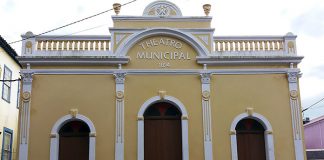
[237,131,266,160]
[236,119,266,160]
[59,121,90,160]
[59,136,89,160]
[144,102,182,160]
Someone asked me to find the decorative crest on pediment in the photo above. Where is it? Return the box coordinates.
[143,0,182,17]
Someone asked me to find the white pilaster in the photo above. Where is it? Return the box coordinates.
[114,71,126,160]
[200,71,213,160]
[287,70,305,160]
[19,68,33,160]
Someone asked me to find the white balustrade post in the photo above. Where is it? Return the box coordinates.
[21,32,36,55]
[284,32,297,55]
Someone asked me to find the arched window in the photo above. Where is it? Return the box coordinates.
[144,102,182,160]
[235,119,266,160]
[58,121,90,160]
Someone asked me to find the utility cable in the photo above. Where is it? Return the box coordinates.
[0,79,21,82]
[8,0,137,44]
[37,23,110,41]
[302,97,324,112]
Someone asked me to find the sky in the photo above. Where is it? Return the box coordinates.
[1,0,324,119]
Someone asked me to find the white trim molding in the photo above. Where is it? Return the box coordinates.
[111,16,212,22]
[19,70,33,160]
[287,70,306,160]
[50,114,96,160]
[114,28,210,57]
[20,68,301,76]
[137,95,189,160]
[17,56,129,67]
[114,71,126,160]
[200,72,213,160]
[230,112,275,160]
[197,56,304,66]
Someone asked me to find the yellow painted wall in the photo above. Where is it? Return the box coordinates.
[124,75,204,160]
[27,75,116,160]
[113,21,211,28]
[26,73,299,160]
[0,47,20,160]
[211,74,296,160]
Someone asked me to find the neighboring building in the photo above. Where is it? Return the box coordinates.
[0,36,21,160]
[17,1,306,160]
[304,116,324,159]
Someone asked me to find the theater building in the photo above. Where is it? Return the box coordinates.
[17,1,306,160]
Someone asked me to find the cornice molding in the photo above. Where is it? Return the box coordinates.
[20,68,300,75]
[112,16,212,22]
[197,56,304,65]
[17,56,129,66]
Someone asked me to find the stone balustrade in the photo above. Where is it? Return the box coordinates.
[21,32,297,57]
[36,39,109,51]
[214,39,284,52]
[213,33,297,56]
[21,32,111,56]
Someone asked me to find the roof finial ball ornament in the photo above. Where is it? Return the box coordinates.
[203,4,211,16]
[113,3,121,15]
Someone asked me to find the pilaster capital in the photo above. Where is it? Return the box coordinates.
[21,72,34,83]
[114,72,126,84]
[287,71,301,83]
[200,72,211,84]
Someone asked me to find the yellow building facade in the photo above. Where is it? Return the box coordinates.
[17,1,306,160]
[0,36,21,160]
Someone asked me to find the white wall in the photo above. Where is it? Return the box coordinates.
[0,47,21,160]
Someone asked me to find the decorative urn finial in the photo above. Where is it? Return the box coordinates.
[203,4,211,16]
[113,3,121,15]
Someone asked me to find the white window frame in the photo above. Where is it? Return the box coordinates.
[2,65,12,103]
[230,112,275,160]
[137,95,189,160]
[16,81,20,109]
[2,127,13,160]
[49,114,96,160]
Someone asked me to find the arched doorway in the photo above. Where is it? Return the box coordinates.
[59,120,90,160]
[236,118,266,160]
[144,102,182,160]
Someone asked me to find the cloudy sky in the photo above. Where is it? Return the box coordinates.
[1,0,324,119]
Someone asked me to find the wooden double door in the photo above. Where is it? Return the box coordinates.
[59,121,90,160]
[144,102,183,160]
[236,119,266,160]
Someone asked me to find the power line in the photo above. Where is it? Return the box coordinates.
[0,79,21,82]
[8,0,137,44]
[302,97,324,112]
[37,23,110,41]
